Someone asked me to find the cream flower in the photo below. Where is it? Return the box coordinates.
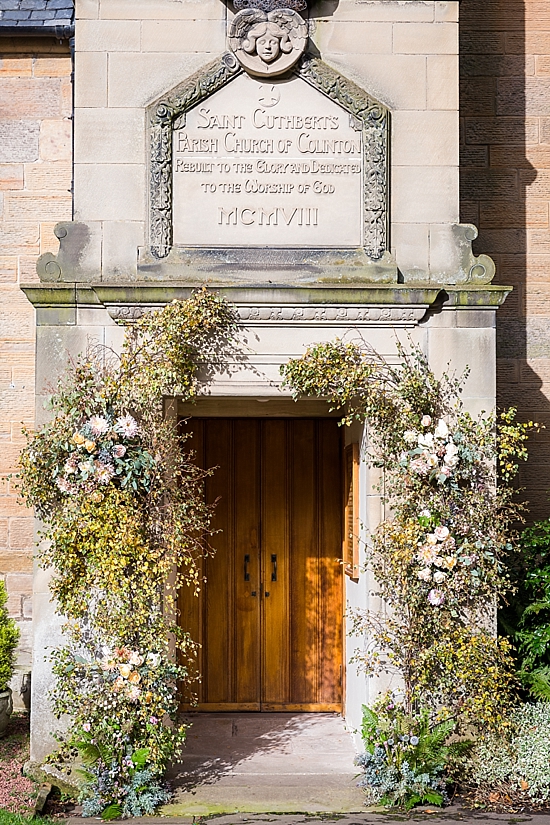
[128,670,141,685]
[417,544,437,564]
[417,567,432,582]
[434,526,450,541]
[88,415,110,437]
[112,676,125,692]
[126,685,141,702]
[118,663,132,679]
[403,430,417,445]
[426,534,438,546]
[444,556,457,571]
[115,414,139,438]
[433,570,447,584]
[84,440,96,453]
[418,433,434,449]
[129,651,144,666]
[434,419,449,439]
[421,415,432,427]
[444,442,459,468]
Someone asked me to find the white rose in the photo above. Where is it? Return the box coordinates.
[434,419,449,439]
[418,433,434,449]
[433,570,447,584]
[417,568,432,582]
[434,526,450,541]
[421,415,432,427]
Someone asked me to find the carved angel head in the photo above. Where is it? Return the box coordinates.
[242,21,293,63]
[229,8,308,77]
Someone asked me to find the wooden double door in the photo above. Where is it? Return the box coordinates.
[180,418,343,711]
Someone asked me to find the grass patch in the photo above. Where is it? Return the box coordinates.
[0,815,56,825]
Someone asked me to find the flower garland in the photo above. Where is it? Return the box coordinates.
[17,290,238,819]
[282,339,538,728]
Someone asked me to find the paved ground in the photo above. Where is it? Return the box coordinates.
[72,811,550,824]
[71,712,550,824]
[161,713,365,816]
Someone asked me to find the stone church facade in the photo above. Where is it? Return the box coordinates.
[0,0,548,757]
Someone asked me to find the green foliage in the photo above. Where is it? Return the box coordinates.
[0,579,19,692]
[356,698,463,809]
[499,517,550,696]
[16,289,237,817]
[468,701,550,804]
[282,338,537,732]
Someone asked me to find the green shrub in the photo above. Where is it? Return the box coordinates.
[469,702,550,804]
[0,579,19,692]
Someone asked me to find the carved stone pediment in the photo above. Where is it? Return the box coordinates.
[147,55,391,276]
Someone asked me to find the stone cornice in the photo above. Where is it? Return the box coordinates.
[20,283,512,328]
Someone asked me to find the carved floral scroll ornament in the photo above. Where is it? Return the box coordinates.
[233,0,307,11]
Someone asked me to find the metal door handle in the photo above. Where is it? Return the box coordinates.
[271,554,277,582]
[244,554,250,582]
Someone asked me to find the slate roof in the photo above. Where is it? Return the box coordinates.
[0,0,73,29]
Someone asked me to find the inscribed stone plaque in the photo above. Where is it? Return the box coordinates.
[172,73,363,247]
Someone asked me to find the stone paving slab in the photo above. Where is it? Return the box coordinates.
[162,713,365,815]
[72,810,550,825]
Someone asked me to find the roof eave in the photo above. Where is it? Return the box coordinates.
[0,23,74,38]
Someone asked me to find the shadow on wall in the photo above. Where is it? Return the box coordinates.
[460,0,550,522]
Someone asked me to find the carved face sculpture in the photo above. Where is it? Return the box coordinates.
[229,8,308,78]
[256,33,280,63]
[242,22,292,65]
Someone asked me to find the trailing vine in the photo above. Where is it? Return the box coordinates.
[17,289,237,819]
[281,338,538,730]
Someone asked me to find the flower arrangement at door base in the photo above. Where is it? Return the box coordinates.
[16,290,237,819]
[282,339,538,808]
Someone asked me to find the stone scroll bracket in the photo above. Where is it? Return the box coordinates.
[146,53,390,264]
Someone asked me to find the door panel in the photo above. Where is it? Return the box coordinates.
[179,418,343,711]
[261,419,290,705]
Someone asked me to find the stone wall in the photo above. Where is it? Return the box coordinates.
[460,0,550,522]
[0,36,71,701]
[72,0,460,281]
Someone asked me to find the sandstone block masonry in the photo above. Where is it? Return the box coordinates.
[0,36,72,703]
[460,0,550,523]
